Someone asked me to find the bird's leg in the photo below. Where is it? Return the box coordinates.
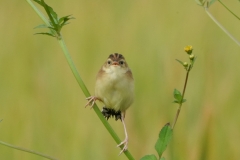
[85,96,99,108]
[117,112,129,155]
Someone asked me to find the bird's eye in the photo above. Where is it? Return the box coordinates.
[107,60,111,65]
[119,61,124,65]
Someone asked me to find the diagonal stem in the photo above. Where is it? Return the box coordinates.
[172,69,190,129]
[218,0,240,21]
[0,141,58,160]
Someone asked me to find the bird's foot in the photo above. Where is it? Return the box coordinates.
[117,138,128,155]
[85,96,98,108]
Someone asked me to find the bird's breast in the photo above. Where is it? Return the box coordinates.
[95,68,134,111]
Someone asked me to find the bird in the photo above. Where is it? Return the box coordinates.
[85,53,134,155]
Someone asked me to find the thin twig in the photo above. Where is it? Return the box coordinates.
[172,68,190,129]
[0,141,58,160]
[218,0,240,21]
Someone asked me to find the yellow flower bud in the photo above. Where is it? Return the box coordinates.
[184,45,193,54]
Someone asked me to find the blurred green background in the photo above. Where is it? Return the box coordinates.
[1,0,240,160]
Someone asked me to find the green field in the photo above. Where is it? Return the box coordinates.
[1,1,240,160]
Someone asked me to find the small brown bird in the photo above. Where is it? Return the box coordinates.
[85,53,134,155]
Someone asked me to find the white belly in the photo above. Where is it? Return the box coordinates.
[95,67,134,111]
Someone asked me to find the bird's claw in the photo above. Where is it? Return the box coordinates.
[85,96,97,108]
[117,139,128,155]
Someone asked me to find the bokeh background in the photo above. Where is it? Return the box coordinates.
[1,0,240,160]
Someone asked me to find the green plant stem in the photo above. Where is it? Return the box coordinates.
[26,0,135,159]
[204,6,240,47]
[0,141,58,160]
[172,69,190,129]
[58,39,89,96]
[218,0,240,21]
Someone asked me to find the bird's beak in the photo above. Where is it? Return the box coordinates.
[112,61,119,66]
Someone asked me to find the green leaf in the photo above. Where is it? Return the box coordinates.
[34,32,56,37]
[33,0,58,27]
[173,89,182,103]
[140,154,158,160]
[155,123,173,158]
[176,59,184,66]
[33,0,57,20]
[160,157,166,160]
[173,100,179,103]
[47,4,58,21]
[58,15,75,31]
[173,89,186,103]
[59,15,74,25]
[173,99,186,103]
[176,59,188,70]
[34,24,49,29]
